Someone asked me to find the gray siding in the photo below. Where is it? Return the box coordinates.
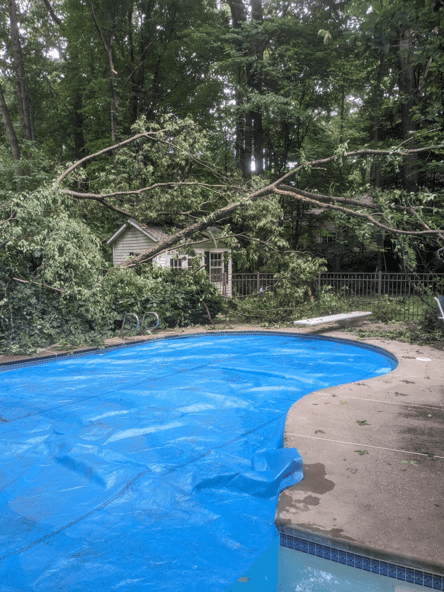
[112,226,232,296]
[113,227,156,265]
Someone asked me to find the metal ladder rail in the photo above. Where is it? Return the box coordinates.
[119,313,140,338]
[140,311,160,332]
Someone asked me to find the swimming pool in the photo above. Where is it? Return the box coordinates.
[0,333,397,591]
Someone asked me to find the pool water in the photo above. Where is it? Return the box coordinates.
[226,538,430,592]
[0,333,396,591]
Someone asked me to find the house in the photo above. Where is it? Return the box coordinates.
[107,218,232,296]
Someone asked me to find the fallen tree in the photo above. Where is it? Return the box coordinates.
[52,128,444,267]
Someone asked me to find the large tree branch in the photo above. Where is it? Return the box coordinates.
[41,0,63,26]
[13,277,64,293]
[278,185,442,215]
[122,185,273,267]
[272,188,443,237]
[58,139,444,267]
[60,182,244,201]
[276,145,444,187]
[66,193,134,217]
[55,128,180,183]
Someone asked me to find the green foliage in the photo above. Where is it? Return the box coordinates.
[1,0,443,357]
[102,266,223,329]
[227,255,327,324]
[0,182,224,354]
[0,265,224,354]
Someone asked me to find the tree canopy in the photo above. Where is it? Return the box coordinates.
[1,0,443,351]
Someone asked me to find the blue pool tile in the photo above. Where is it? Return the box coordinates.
[278,533,442,591]
[362,557,371,571]
[405,568,415,583]
[387,564,397,579]
[346,554,355,567]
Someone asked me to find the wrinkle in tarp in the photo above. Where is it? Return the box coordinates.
[0,334,395,591]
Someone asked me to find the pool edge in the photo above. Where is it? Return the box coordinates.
[275,336,444,587]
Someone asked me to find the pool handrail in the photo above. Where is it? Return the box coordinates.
[141,311,160,331]
[119,313,140,338]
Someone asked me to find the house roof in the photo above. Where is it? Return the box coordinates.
[107,218,169,245]
[107,219,228,247]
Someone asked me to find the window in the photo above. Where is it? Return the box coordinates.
[317,234,336,244]
[170,258,183,269]
[210,253,223,282]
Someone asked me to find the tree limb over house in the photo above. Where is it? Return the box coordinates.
[54,132,444,267]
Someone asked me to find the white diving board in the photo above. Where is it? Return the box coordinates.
[435,296,444,322]
[294,311,372,328]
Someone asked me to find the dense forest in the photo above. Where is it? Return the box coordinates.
[1,0,443,351]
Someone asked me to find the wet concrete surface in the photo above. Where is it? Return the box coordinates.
[275,332,444,576]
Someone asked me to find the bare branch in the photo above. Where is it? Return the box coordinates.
[60,140,444,268]
[273,188,443,237]
[60,182,244,201]
[55,128,179,183]
[278,185,442,215]
[13,277,64,293]
[276,144,444,187]
[65,192,134,217]
[41,0,63,26]
[202,301,214,325]
[0,212,16,225]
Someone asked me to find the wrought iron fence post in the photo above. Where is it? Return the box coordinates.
[378,271,382,301]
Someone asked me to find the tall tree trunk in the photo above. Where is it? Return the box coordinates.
[370,54,386,189]
[90,0,120,141]
[228,0,264,177]
[243,111,252,176]
[399,27,418,192]
[250,0,263,175]
[0,82,21,163]
[72,93,86,160]
[8,0,35,142]
[227,0,248,176]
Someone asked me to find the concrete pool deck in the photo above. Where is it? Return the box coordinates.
[274,330,444,579]
[1,325,443,579]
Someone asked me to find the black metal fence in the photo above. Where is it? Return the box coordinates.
[230,271,444,321]
[230,272,276,297]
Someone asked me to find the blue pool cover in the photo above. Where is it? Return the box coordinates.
[0,333,396,591]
